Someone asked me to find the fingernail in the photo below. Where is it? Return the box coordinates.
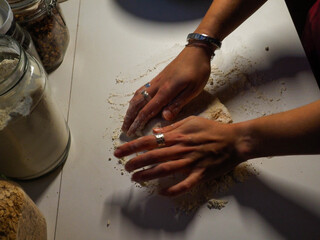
[162,110,173,120]
[153,127,162,133]
[114,149,122,157]
[131,175,140,182]
[121,126,127,133]
[125,164,133,172]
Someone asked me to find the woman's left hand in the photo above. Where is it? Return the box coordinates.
[114,116,252,196]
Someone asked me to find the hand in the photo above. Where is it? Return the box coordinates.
[114,116,252,196]
[122,46,212,136]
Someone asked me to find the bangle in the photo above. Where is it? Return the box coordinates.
[187,33,222,49]
[185,40,215,60]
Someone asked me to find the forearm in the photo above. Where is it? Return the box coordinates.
[235,100,320,159]
[195,0,267,40]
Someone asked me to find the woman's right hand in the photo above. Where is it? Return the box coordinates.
[122,46,212,136]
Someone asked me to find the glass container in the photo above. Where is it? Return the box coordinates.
[0,179,47,239]
[0,35,71,179]
[0,0,40,61]
[8,0,69,73]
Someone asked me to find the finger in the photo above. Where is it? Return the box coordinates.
[115,130,196,158]
[159,167,205,196]
[162,87,198,121]
[122,85,157,133]
[125,146,195,172]
[127,87,184,136]
[153,117,190,134]
[131,158,194,182]
[114,135,158,158]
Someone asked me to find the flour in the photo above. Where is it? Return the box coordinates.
[0,58,33,131]
[107,45,262,212]
[0,54,70,179]
[0,95,33,131]
[0,58,18,79]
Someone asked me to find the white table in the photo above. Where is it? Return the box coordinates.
[18,0,320,239]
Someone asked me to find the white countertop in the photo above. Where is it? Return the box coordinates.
[18,0,320,239]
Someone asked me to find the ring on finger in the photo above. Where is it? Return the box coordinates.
[144,82,151,88]
[154,133,165,148]
[141,90,151,102]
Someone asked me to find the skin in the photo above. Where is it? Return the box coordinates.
[115,0,320,196]
[122,0,267,136]
[115,101,320,196]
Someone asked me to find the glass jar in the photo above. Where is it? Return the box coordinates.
[8,0,69,73]
[0,179,47,239]
[0,0,40,61]
[0,35,71,179]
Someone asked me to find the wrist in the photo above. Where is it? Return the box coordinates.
[182,42,212,63]
[185,40,215,60]
[231,120,259,161]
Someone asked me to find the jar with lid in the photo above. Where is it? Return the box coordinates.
[8,0,69,73]
[0,35,71,179]
[0,0,40,61]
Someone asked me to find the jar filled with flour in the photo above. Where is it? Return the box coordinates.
[0,35,70,179]
[0,0,40,62]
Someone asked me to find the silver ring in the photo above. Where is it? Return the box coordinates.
[154,133,165,147]
[141,90,151,101]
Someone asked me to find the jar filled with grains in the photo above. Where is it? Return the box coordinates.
[0,35,71,179]
[0,0,40,61]
[8,0,69,73]
[0,179,47,240]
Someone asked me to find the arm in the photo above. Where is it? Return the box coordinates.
[115,100,320,196]
[195,0,267,40]
[237,100,320,158]
[122,0,267,136]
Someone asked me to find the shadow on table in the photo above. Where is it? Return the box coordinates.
[105,187,197,233]
[105,175,320,238]
[214,55,312,103]
[112,0,212,22]
[231,177,320,240]
[16,164,63,202]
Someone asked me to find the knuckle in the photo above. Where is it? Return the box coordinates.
[134,88,143,97]
[174,133,195,146]
[158,164,171,173]
[137,111,147,121]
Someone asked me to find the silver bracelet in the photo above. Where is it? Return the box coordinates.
[187,33,222,49]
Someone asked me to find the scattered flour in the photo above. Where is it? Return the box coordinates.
[106,46,269,212]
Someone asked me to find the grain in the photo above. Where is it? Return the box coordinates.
[0,180,47,240]
[13,4,69,72]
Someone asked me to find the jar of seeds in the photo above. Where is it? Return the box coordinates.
[0,0,40,61]
[0,179,47,240]
[8,0,69,73]
[0,35,71,179]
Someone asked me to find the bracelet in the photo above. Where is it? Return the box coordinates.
[185,40,215,60]
[187,33,222,49]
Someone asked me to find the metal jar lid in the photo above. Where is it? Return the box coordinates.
[0,0,14,34]
[8,0,57,21]
[6,0,41,10]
